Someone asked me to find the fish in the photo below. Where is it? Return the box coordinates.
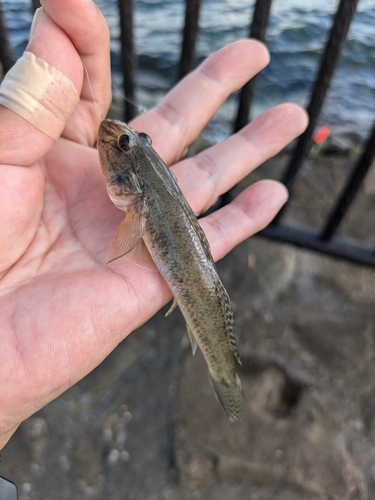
[97,119,243,422]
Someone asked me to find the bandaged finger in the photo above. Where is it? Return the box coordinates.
[0,51,80,140]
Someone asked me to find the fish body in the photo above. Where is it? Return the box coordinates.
[98,119,243,422]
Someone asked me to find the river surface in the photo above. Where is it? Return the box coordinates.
[3,0,375,142]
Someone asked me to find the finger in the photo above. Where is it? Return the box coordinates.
[41,0,112,145]
[132,39,270,164]
[0,0,111,163]
[0,8,85,271]
[174,103,308,215]
[0,9,83,166]
[200,179,288,261]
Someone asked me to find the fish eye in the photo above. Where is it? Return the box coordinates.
[139,132,152,145]
[118,134,135,151]
[112,174,124,184]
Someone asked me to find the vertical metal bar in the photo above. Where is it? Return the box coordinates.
[233,0,272,133]
[320,119,375,242]
[178,0,202,80]
[31,0,41,12]
[0,1,14,75]
[280,0,359,193]
[117,0,136,122]
[272,0,359,226]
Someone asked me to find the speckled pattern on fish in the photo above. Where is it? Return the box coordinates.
[98,119,243,422]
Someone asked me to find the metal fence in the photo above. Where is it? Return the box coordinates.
[1,0,374,267]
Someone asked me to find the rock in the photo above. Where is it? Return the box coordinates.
[71,439,103,488]
[292,316,374,376]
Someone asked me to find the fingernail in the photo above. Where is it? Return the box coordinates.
[30,7,45,38]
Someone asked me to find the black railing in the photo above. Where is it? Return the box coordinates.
[258,0,375,268]
[0,1,14,74]
[233,0,272,133]
[117,0,136,121]
[1,0,374,268]
[178,0,202,80]
[31,0,41,12]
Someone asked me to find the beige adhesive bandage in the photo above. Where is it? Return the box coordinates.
[0,51,80,140]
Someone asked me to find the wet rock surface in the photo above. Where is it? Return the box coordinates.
[2,154,375,499]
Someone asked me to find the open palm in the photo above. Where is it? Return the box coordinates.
[0,0,307,447]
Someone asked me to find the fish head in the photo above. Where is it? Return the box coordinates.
[98,119,152,201]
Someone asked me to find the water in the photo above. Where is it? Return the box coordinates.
[3,0,375,144]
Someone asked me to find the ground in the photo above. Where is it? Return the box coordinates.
[2,152,375,500]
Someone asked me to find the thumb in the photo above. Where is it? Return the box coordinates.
[0,8,84,168]
[0,8,84,273]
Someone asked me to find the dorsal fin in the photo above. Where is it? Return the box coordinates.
[162,167,214,265]
[215,280,241,365]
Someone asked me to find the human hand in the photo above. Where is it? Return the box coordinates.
[0,0,307,448]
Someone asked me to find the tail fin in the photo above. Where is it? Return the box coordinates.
[209,371,243,423]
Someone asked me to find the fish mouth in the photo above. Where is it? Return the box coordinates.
[98,120,141,157]
[99,119,133,139]
[97,120,120,150]
[99,119,117,140]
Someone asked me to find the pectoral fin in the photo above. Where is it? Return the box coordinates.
[106,205,147,264]
[186,322,198,355]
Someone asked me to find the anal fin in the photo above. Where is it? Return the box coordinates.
[186,322,198,355]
